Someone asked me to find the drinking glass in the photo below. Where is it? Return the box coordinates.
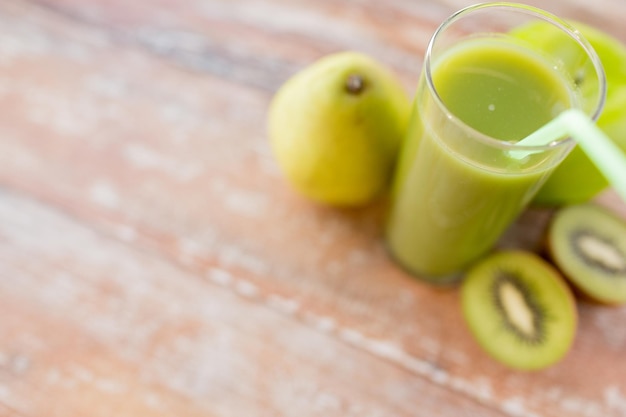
[385,2,606,283]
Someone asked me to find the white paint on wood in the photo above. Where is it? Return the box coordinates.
[207,267,233,287]
[223,188,269,218]
[89,180,120,209]
[234,280,259,299]
[593,309,626,349]
[122,143,203,182]
[605,386,626,414]
[267,294,300,315]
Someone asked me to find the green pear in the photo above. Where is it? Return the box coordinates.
[513,21,626,206]
[268,52,411,207]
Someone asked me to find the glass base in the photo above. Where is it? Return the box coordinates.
[384,241,465,286]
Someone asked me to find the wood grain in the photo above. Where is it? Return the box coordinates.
[0,189,516,417]
[0,0,625,416]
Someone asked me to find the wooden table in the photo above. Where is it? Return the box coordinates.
[1,0,626,416]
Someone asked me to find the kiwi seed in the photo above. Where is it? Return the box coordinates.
[570,229,626,274]
[492,269,547,345]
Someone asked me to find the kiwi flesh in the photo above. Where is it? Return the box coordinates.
[547,204,626,305]
[461,251,577,371]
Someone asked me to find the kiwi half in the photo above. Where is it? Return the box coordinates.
[547,204,626,305]
[461,251,577,371]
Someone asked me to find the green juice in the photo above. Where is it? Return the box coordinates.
[386,38,574,281]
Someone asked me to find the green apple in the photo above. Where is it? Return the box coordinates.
[268,52,410,207]
[513,21,626,206]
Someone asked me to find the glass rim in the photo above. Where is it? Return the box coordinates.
[424,1,607,152]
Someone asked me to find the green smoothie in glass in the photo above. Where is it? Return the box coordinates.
[385,4,606,283]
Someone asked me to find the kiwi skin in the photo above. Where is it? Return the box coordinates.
[461,251,577,371]
[546,204,626,306]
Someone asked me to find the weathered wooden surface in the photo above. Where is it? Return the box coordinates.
[0,0,625,416]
